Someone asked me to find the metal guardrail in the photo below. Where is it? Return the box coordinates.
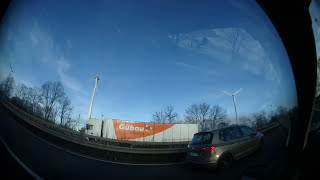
[1,100,188,154]
[255,122,280,133]
[1,99,280,154]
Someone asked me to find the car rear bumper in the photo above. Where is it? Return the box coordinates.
[186,157,218,168]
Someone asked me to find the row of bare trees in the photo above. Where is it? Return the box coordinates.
[152,105,179,124]
[0,74,14,98]
[152,103,229,131]
[153,103,297,131]
[0,75,78,130]
[239,106,297,129]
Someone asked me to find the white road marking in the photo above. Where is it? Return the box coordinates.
[0,136,44,180]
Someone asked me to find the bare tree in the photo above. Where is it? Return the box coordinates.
[217,121,230,128]
[49,106,59,123]
[23,87,39,112]
[41,81,65,121]
[152,110,166,123]
[185,104,201,124]
[199,103,211,130]
[11,84,44,116]
[252,111,268,128]
[0,75,15,98]
[239,115,253,127]
[209,105,227,129]
[165,105,178,123]
[276,106,288,126]
[230,28,241,60]
[58,96,72,126]
[15,83,28,106]
[175,117,186,124]
[28,87,42,113]
[186,103,227,131]
[64,117,79,130]
[152,105,178,123]
[185,103,207,130]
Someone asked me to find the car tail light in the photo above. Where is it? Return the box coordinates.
[200,146,216,152]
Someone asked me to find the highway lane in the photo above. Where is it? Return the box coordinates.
[0,137,35,180]
[0,105,288,180]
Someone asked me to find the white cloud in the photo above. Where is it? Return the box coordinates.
[56,58,87,95]
[169,28,281,84]
[16,78,34,87]
[174,62,220,76]
[0,60,10,82]
[226,0,261,19]
[66,39,72,49]
[175,62,197,69]
[25,21,87,96]
[28,22,55,63]
[5,20,90,114]
[264,62,281,84]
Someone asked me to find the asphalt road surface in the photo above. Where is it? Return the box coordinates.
[0,105,288,180]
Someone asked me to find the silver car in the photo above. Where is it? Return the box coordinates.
[186,125,264,169]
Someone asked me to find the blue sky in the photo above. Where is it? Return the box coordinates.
[0,0,300,125]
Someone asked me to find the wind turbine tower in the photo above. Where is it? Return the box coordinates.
[9,64,14,77]
[222,88,243,125]
[88,73,100,119]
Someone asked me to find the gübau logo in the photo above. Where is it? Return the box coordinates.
[119,124,144,131]
[145,125,152,131]
[119,124,153,132]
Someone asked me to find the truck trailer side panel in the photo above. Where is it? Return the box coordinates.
[86,118,198,142]
[104,119,198,142]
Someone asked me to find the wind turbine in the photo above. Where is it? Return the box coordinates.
[88,73,100,119]
[8,64,14,78]
[9,64,14,73]
[222,88,243,125]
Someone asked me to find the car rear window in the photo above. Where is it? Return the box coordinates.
[219,127,243,141]
[240,126,256,136]
[190,132,213,145]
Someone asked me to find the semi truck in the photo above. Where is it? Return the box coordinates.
[85,118,198,142]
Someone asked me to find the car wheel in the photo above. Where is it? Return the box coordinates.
[218,154,233,169]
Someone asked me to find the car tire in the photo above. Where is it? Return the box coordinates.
[218,154,233,169]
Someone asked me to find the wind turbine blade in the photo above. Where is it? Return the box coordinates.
[234,88,243,95]
[91,72,100,80]
[222,91,233,96]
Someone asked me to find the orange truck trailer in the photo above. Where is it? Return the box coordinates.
[85,118,198,142]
